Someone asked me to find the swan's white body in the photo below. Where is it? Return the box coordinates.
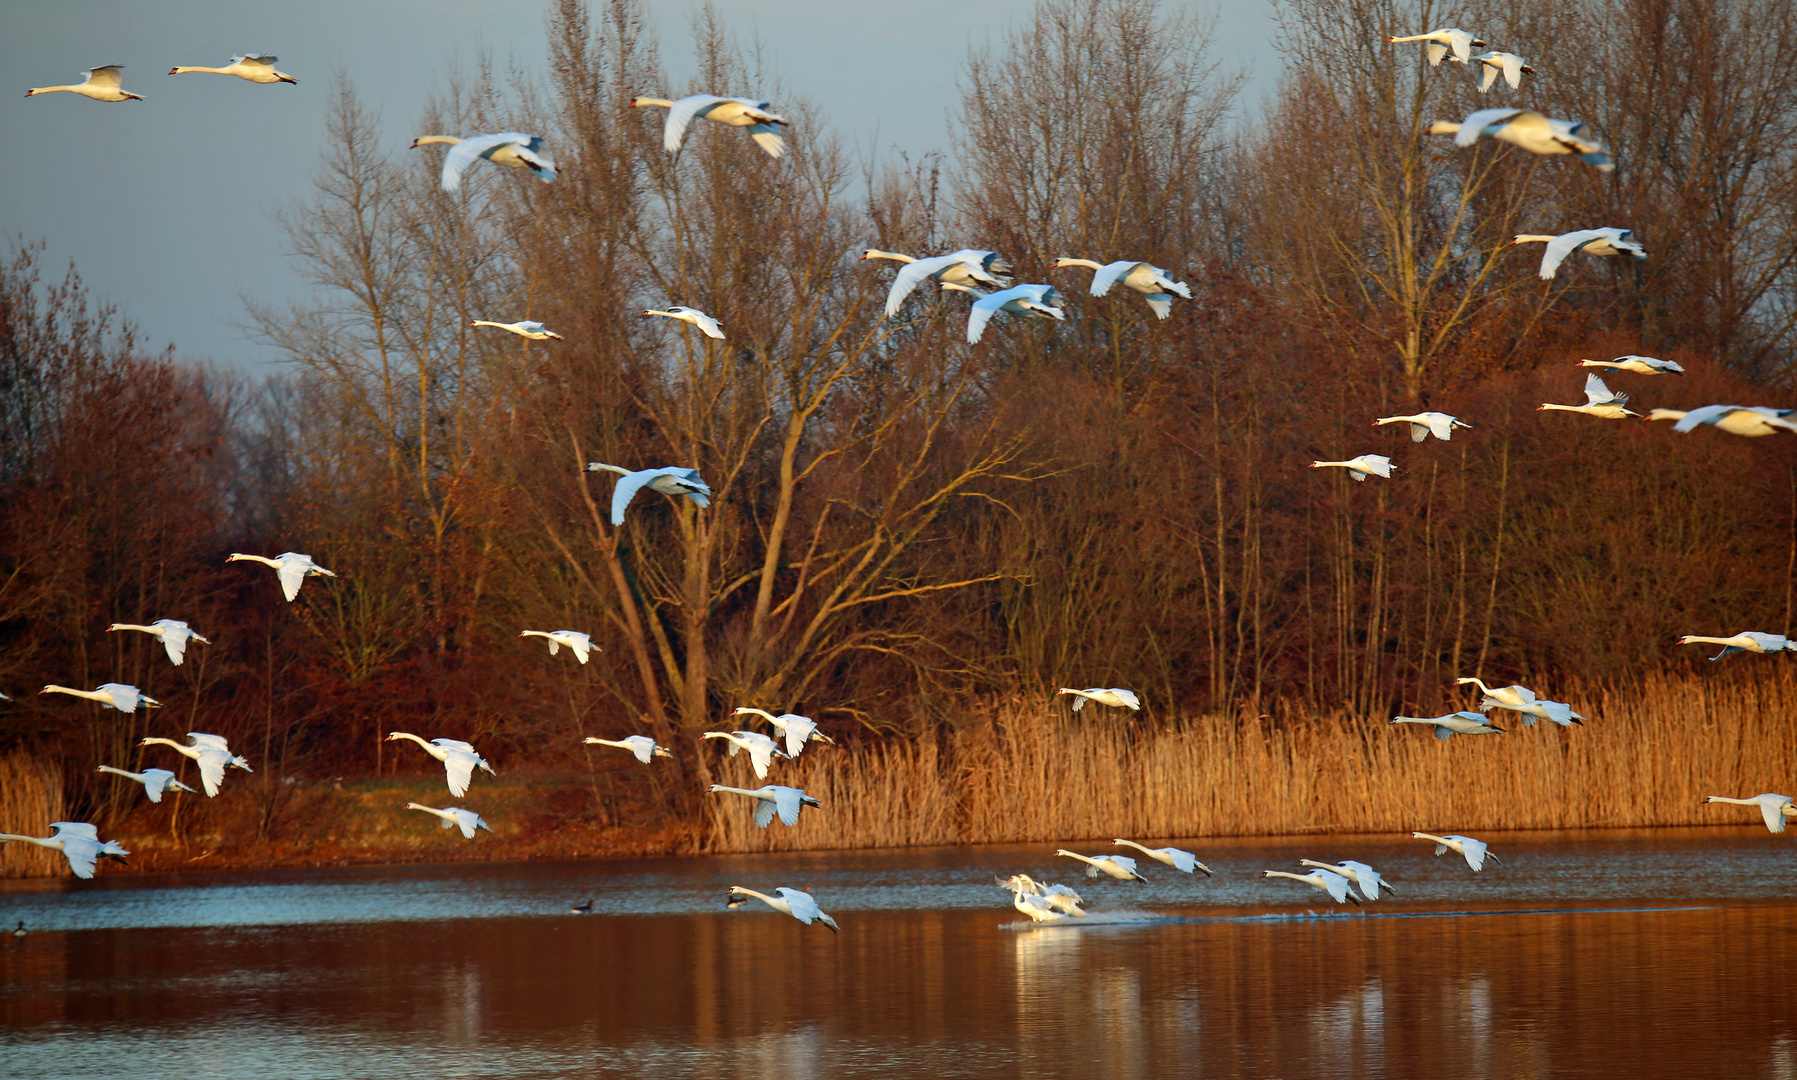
[1390,711,1505,740]
[405,802,492,839]
[386,733,495,798]
[631,95,788,158]
[1512,229,1646,280]
[707,784,820,827]
[1052,257,1192,319]
[168,54,296,84]
[1704,793,1795,834]
[1677,632,1793,660]
[1310,455,1394,481]
[726,886,839,930]
[1373,412,1471,442]
[96,765,195,803]
[733,706,835,758]
[0,823,129,879]
[642,306,725,339]
[1262,868,1361,904]
[865,249,1012,317]
[1580,355,1684,376]
[1413,832,1500,871]
[1055,849,1147,882]
[1454,678,1584,728]
[1113,839,1212,875]
[411,133,555,192]
[1008,886,1067,922]
[1428,108,1614,171]
[519,630,594,664]
[26,65,142,101]
[955,284,1066,343]
[227,551,335,602]
[1002,874,1086,917]
[138,733,252,797]
[584,735,672,764]
[585,463,713,525]
[1300,859,1396,901]
[703,731,786,779]
[1468,51,1532,92]
[1540,373,1638,419]
[41,683,160,714]
[1057,687,1141,713]
[1651,406,1797,437]
[470,320,562,340]
[108,619,210,666]
[1387,28,1486,66]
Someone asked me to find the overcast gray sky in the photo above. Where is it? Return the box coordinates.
[0,1,1281,368]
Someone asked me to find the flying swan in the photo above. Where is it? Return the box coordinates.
[1427,109,1614,171]
[1579,355,1684,376]
[1389,711,1505,740]
[1468,51,1532,92]
[1057,687,1141,713]
[1511,228,1646,280]
[1649,406,1797,437]
[1261,867,1361,904]
[404,802,492,839]
[583,735,672,764]
[1311,455,1395,481]
[96,765,196,803]
[1676,632,1793,660]
[642,306,725,339]
[107,619,210,666]
[725,886,839,930]
[732,706,835,758]
[41,684,159,714]
[26,65,143,101]
[226,551,336,601]
[1412,832,1500,871]
[585,463,712,525]
[1703,793,1794,834]
[1387,28,1486,66]
[1539,373,1638,419]
[1373,412,1471,442]
[703,730,787,780]
[470,320,562,340]
[631,95,788,158]
[168,54,297,83]
[948,284,1066,344]
[386,733,496,798]
[1113,839,1213,875]
[519,630,595,664]
[1051,257,1192,320]
[707,784,821,827]
[1299,859,1397,900]
[412,133,555,192]
[0,823,129,879]
[138,733,253,797]
[1055,849,1148,882]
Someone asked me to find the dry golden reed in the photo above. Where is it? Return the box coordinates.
[705,669,1797,853]
[0,754,66,877]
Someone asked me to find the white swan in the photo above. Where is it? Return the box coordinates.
[1261,868,1361,904]
[1051,257,1192,320]
[1649,405,1797,437]
[585,463,712,525]
[470,319,562,340]
[26,65,143,102]
[96,765,195,803]
[1056,687,1141,713]
[1007,885,1068,922]
[138,733,252,797]
[226,551,336,602]
[1511,229,1646,280]
[0,823,129,879]
[1453,678,1583,727]
[385,733,495,798]
[1468,51,1532,92]
[519,630,595,664]
[878,251,1013,317]
[950,284,1066,343]
[1373,412,1471,442]
[583,735,672,764]
[1387,28,1486,66]
[411,133,555,192]
[1001,874,1086,916]
[725,886,839,930]
[1113,839,1212,876]
[1300,859,1396,901]
[167,54,296,84]
[1389,711,1505,740]
[1310,455,1395,481]
[1054,849,1147,882]
[1677,632,1793,660]
[707,784,820,827]
[703,731,786,779]
[631,95,788,158]
[642,306,725,339]
[732,706,835,758]
[1703,792,1795,834]
[404,802,492,839]
[1412,832,1500,871]
[1427,109,1613,171]
[1579,355,1684,376]
[41,683,160,714]
[1539,373,1638,419]
[107,619,210,666]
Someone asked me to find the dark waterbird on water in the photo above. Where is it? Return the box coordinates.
[12,921,24,939]
[570,899,594,915]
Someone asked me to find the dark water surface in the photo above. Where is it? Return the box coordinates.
[2,828,1793,1078]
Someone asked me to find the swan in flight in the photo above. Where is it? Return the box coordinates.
[411,133,555,192]
[703,731,787,779]
[725,886,839,930]
[950,284,1066,344]
[470,320,562,340]
[1007,886,1069,922]
[1704,792,1795,834]
[1001,874,1086,917]
[584,735,672,763]
[1512,229,1646,280]
[168,54,297,84]
[642,306,725,339]
[1390,711,1505,740]
[96,765,195,803]
[404,802,493,839]
[732,706,835,758]
[1113,839,1212,875]
[1051,258,1192,320]
[631,95,788,158]
[1412,832,1500,871]
[1677,632,1793,660]
[1387,28,1486,66]
[1468,51,1533,92]
[107,619,210,666]
[1300,859,1396,900]
[1428,109,1614,171]
[386,733,496,798]
[1579,355,1684,376]
[1648,405,1797,437]
[1057,687,1141,713]
[1539,373,1638,419]
[1373,412,1471,442]
[41,683,160,713]
[519,630,595,664]
[879,251,1013,317]
[226,551,336,601]
[585,463,712,525]
[707,784,821,827]
[1261,868,1361,904]
[1055,849,1148,881]
[139,733,252,797]
[26,65,143,101]
[1454,678,1584,727]
[0,823,129,879]
[1310,455,1394,481]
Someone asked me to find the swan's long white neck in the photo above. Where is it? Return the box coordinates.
[861,250,915,264]
[1263,871,1313,883]
[97,765,145,781]
[631,97,675,109]
[1512,235,1557,244]
[711,785,764,797]
[734,707,776,723]
[141,737,202,761]
[1706,795,1764,806]
[43,685,106,702]
[1112,839,1151,856]
[0,833,59,850]
[1053,258,1105,271]
[108,623,159,634]
[586,463,630,477]
[1457,678,1493,694]
[171,66,235,75]
[730,886,778,905]
[406,802,453,820]
[388,732,442,758]
[1681,636,1735,646]
[227,553,281,567]
[412,135,463,146]
[1412,832,1452,845]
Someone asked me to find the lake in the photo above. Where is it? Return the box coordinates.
[2,827,1793,1078]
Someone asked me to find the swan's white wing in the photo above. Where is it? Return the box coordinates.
[746,739,774,778]
[1455,107,1523,147]
[431,739,477,752]
[781,725,806,759]
[84,66,125,89]
[774,788,805,826]
[1673,405,1741,432]
[664,94,728,153]
[162,631,189,666]
[276,559,308,601]
[438,813,456,830]
[1761,798,1788,834]
[1457,837,1488,870]
[441,133,533,192]
[61,841,99,880]
[186,733,231,751]
[195,751,226,797]
[752,797,778,828]
[1321,871,1353,903]
[442,750,475,798]
[747,124,786,158]
[1110,855,1139,876]
[775,887,821,923]
[1143,293,1173,320]
[1744,632,1792,652]
[1538,232,1592,279]
[231,54,277,68]
[508,141,557,181]
[454,810,480,839]
[51,822,100,842]
[1501,53,1526,88]
[1475,59,1500,93]
[1112,689,1141,710]
[886,256,962,317]
[1424,40,1448,66]
[627,737,655,764]
[1163,848,1198,873]
[1582,373,1614,406]
[609,470,658,526]
[1089,261,1137,297]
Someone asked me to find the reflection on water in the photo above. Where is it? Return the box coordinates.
[2,830,1795,1079]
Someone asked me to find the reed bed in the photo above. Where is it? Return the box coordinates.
[0,754,66,877]
[705,669,1797,852]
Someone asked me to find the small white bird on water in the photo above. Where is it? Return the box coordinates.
[1055,849,1147,882]
[1539,373,1639,419]
[1389,711,1505,740]
[732,706,835,758]
[707,784,820,828]
[168,54,297,84]
[96,765,195,804]
[385,733,496,798]
[1051,257,1192,320]
[584,735,672,764]
[519,630,595,664]
[26,65,143,102]
[1300,859,1397,901]
[1579,355,1684,376]
[1468,51,1533,92]
[138,733,252,797]
[1413,832,1501,871]
[725,886,839,930]
[1373,412,1471,442]
[412,133,555,192]
[585,463,712,525]
[703,731,787,780]
[1428,109,1613,171]
[404,802,492,839]
[642,306,725,339]
[1511,229,1646,280]
[1261,868,1361,904]
[630,95,788,158]
[1310,455,1394,481]
[470,320,562,340]
[41,683,160,714]
[107,619,210,666]
[1676,632,1793,660]
[1057,687,1141,713]
[1703,793,1794,834]
[1387,27,1486,65]
[227,551,336,602]
[1113,839,1212,876]
[1649,406,1797,437]
[0,823,129,880]
[879,250,1012,317]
